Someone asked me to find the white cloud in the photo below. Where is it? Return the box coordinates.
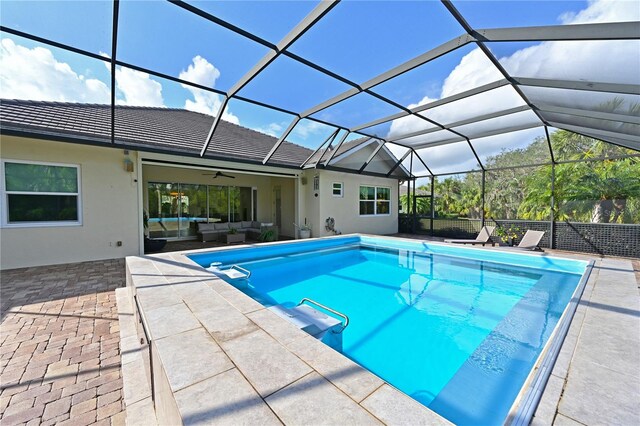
[388,95,438,139]
[440,48,502,98]
[387,0,638,174]
[254,121,286,137]
[289,120,327,139]
[178,55,239,124]
[560,0,640,24]
[179,55,220,87]
[114,67,164,107]
[0,38,109,103]
[98,52,165,107]
[0,39,240,126]
[0,41,166,107]
[283,119,339,148]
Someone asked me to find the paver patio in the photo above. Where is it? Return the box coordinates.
[1,260,126,426]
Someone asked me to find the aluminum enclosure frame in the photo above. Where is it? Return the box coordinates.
[0,0,638,181]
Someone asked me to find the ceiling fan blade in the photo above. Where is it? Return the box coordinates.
[202,171,234,178]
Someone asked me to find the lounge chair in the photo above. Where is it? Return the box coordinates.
[509,230,546,251]
[444,226,495,246]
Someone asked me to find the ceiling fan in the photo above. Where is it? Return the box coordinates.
[203,171,235,179]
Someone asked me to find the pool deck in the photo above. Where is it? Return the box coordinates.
[1,235,638,425]
[531,253,639,425]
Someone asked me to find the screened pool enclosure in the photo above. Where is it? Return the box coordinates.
[1,0,638,256]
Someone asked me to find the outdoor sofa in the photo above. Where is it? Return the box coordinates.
[196,221,265,242]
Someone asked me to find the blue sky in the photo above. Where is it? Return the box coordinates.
[3,0,633,159]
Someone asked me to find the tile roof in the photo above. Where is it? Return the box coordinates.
[0,99,313,167]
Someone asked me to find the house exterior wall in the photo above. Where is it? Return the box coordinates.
[298,169,399,238]
[1,135,400,269]
[318,170,399,236]
[1,136,140,269]
[298,170,321,238]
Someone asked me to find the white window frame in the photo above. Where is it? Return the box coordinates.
[1,159,83,228]
[359,185,391,217]
[332,182,343,198]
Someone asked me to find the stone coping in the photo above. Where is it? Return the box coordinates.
[122,235,452,425]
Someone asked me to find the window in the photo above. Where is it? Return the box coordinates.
[332,182,343,197]
[2,160,81,226]
[360,186,390,216]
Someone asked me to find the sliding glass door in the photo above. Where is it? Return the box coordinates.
[230,187,252,222]
[208,186,229,223]
[147,183,180,238]
[178,184,208,238]
[147,182,256,240]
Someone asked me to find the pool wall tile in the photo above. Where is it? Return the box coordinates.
[152,349,183,426]
[124,397,157,426]
[116,287,157,425]
[121,355,151,406]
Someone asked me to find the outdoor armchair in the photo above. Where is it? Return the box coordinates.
[508,230,546,251]
[444,226,495,246]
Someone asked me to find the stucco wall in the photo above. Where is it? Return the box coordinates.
[317,170,399,237]
[296,169,399,238]
[0,135,398,268]
[299,170,321,237]
[1,136,140,269]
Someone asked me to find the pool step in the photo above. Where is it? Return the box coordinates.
[269,304,343,338]
[207,263,251,280]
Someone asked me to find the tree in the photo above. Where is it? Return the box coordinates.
[400,186,431,214]
[520,130,640,223]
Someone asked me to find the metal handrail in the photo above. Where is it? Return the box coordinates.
[299,298,349,332]
[231,264,252,278]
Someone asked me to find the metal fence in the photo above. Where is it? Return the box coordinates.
[399,215,640,258]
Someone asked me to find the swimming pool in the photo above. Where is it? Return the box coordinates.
[189,236,591,425]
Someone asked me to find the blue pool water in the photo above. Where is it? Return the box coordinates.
[189,236,587,425]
